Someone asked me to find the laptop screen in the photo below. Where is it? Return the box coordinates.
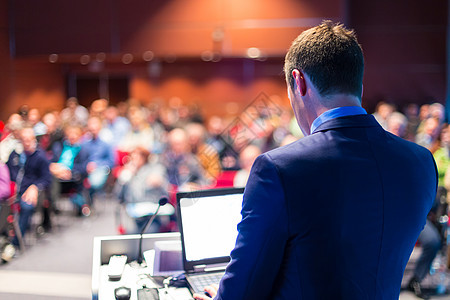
[177,188,245,271]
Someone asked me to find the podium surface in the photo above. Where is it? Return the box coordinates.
[92,232,192,300]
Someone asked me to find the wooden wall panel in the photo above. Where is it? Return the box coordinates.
[12,0,344,57]
[0,0,447,122]
[13,0,112,55]
[128,59,289,119]
[351,0,447,111]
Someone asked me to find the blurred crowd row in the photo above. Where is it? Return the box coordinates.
[0,96,448,256]
[0,96,301,250]
[373,100,450,191]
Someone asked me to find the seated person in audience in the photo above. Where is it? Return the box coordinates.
[146,103,167,155]
[83,116,114,201]
[40,112,64,160]
[186,122,221,182]
[407,193,444,298]
[0,114,24,163]
[0,156,14,262]
[403,103,420,142]
[0,126,11,202]
[372,101,394,130]
[415,117,440,149]
[115,146,169,233]
[27,108,47,140]
[39,112,64,229]
[118,106,154,153]
[89,99,108,118]
[99,106,130,149]
[6,126,51,243]
[233,145,262,187]
[386,111,408,139]
[416,104,434,135]
[434,125,450,184]
[49,124,89,216]
[0,161,11,201]
[60,97,89,127]
[17,105,29,121]
[205,116,241,171]
[206,116,227,157]
[161,128,206,191]
[429,102,445,125]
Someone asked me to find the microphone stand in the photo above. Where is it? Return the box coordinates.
[137,197,168,265]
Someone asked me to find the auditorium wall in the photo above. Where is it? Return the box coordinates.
[0,0,447,121]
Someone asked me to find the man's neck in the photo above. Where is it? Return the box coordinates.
[303,94,362,135]
[321,94,361,109]
[314,93,360,116]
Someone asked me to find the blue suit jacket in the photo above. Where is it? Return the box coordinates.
[216,114,437,300]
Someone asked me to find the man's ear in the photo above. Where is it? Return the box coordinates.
[292,69,307,96]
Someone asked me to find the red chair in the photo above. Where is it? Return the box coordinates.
[214,170,238,188]
[111,150,130,179]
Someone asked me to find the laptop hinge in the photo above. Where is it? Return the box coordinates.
[193,265,206,272]
[193,263,227,273]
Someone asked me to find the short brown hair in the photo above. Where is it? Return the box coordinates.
[284,21,364,99]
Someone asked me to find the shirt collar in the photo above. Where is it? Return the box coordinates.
[310,106,367,134]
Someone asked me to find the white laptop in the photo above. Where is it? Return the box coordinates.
[176,187,245,294]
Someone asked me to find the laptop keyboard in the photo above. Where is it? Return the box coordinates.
[188,272,225,294]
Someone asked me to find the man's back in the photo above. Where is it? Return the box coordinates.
[196,22,438,300]
[216,115,437,300]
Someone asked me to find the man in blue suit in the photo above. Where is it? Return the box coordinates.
[194,21,437,300]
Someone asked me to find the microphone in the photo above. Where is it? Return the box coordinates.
[137,196,169,264]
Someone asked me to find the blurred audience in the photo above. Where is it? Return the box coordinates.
[119,106,154,153]
[115,146,169,233]
[161,128,206,190]
[40,112,64,161]
[2,95,450,274]
[116,146,168,204]
[416,117,440,150]
[429,103,445,124]
[0,161,11,201]
[233,145,261,187]
[432,125,450,185]
[100,106,131,149]
[206,116,227,157]
[372,101,395,130]
[0,114,24,163]
[83,116,114,201]
[39,112,65,229]
[146,104,167,155]
[186,122,221,181]
[60,97,89,127]
[49,124,89,216]
[90,99,108,118]
[6,126,51,244]
[27,108,47,139]
[403,103,420,142]
[386,112,408,139]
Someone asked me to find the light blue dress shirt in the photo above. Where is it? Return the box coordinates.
[310,106,367,134]
[58,142,81,169]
